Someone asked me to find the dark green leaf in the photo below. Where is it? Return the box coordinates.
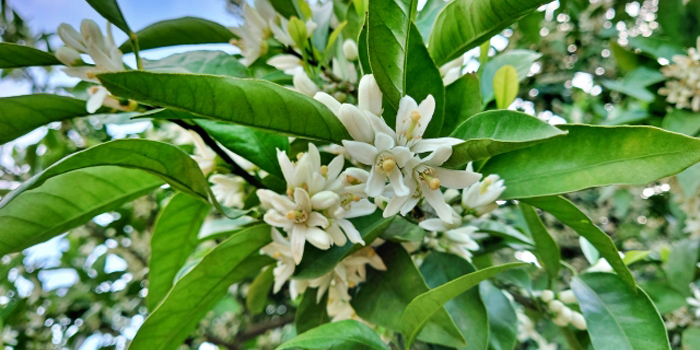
[663,239,699,296]
[421,252,489,350]
[358,18,371,75]
[520,203,560,280]
[444,110,566,168]
[295,287,330,334]
[84,0,132,34]
[270,0,304,19]
[120,17,236,53]
[196,119,288,180]
[294,211,393,279]
[0,166,162,255]
[441,73,481,136]
[401,262,526,348]
[522,196,636,290]
[143,51,249,77]
[148,193,210,310]
[571,273,671,350]
[480,281,518,350]
[351,242,466,348]
[276,320,389,350]
[129,225,273,350]
[428,0,549,65]
[247,266,275,315]
[481,125,700,199]
[0,43,61,68]
[97,71,350,143]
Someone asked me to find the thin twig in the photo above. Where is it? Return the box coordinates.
[169,119,266,189]
[235,314,295,343]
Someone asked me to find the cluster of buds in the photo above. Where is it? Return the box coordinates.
[659,38,700,111]
[540,289,587,330]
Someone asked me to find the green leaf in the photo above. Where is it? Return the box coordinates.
[441,73,481,136]
[444,110,566,168]
[84,0,132,34]
[246,266,275,315]
[640,282,687,314]
[120,17,236,53]
[522,196,636,290]
[580,237,600,265]
[415,0,448,41]
[520,203,560,281]
[480,281,518,350]
[683,327,700,350]
[129,225,272,350]
[276,320,389,350]
[0,43,61,68]
[678,163,700,197]
[428,0,548,65]
[294,211,393,279]
[148,193,210,310]
[295,287,330,334]
[661,109,700,136]
[270,0,304,19]
[358,18,371,75]
[481,125,700,199]
[401,262,526,349]
[97,71,350,144]
[571,273,671,350]
[601,67,666,102]
[493,65,519,109]
[351,242,466,348]
[195,119,288,180]
[628,36,686,60]
[663,239,699,296]
[367,0,418,105]
[480,50,541,105]
[0,166,162,255]
[143,51,249,77]
[0,94,103,145]
[609,41,640,73]
[421,252,489,350]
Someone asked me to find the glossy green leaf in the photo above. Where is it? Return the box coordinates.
[129,225,272,350]
[428,0,549,65]
[97,71,350,143]
[276,320,389,350]
[415,0,448,41]
[84,0,132,34]
[441,73,481,136]
[480,281,518,350]
[401,262,526,349]
[640,282,686,314]
[661,109,700,136]
[480,50,541,105]
[0,43,61,68]
[352,242,465,348]
[522,196,636,290]
[120,17,236,53]
[663,239,699,296]
[520,203,560,280]
[571,273,671,350]
[246,266,275,315]
[481,125,700,199]
[0,94,103,145]
[148,193,210,310]
[367,0,418,105]
[195,119,288,180]
[421,252,489,350]
[0,166,162,255]
[143,51,249,77]
[444,110,566,168]
[493,65,518,109]
[294,211,393,279]
[295,287,330,334]
[358,18,371,75]
[683,327,700,350]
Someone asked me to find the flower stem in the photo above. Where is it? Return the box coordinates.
[129,31,143,70]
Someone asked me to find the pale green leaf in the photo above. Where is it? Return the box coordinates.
[683,327,700,350]
[623,250,651,266]
[276,320,389,350]
[493,65,518,109]
[120,17,236,53]
[480,50,540,105]
[0,43,61,68]
[148,193,210,310]
[143,51,249,77]
[520,203,560,280]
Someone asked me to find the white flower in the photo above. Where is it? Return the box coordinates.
[571,311,587,330]
[210,174,245,208]
[344,133,413,198]
[540,289,555,302]
[261,227,296,294]
[87,86,109,113]
[229,0,277,65]
[267,54,304,75]
[440,55,466,86]
[58,19,124,82]
[461,165,506,216]
[419,211,480,260]
[190,131,217,176]
[1,326,17,346]
[56,46,83,66]
[660,37,700,111]
[293,70,319,97]
[343,39,359,61]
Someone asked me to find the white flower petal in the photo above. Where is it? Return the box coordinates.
[291,224,307,264]
[306,227,332,250]
[415,95,436,137]
[395,95,419,136]
[421,183,453,224]
[314,92,341,115]
[338,219,365,245]
[307,211,330,228]
[388,168,410,197]
[419,218,449,232]
[423,145,453,167]
[342,140,378,165]
[366,167,386,198]
[339,104,374,143]
[345,199,376,218]
[358,74,383,116]
[435,168,482,189]
[412,137,464,153]
[294,188,312,213]
[327,223,348,246]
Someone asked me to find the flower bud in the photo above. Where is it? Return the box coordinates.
[548,300,564,313]
[358,74,383,116]
[540,289,555,303]
[343,39,358,61]
[559,306,572,322]
[559,290,577,304]
[267,54,303,75]
[81,19,106,51]
[552,315,570,327]
[314,92,341,115]
[57,23,87,52]
[571,312,587,330]
[311,191,340,210]
[56,47,84,66]
[287,16,308,49]
[293,71,319,97]
[338,104,375,144]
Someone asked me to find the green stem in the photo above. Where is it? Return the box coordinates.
[129,32,143,70]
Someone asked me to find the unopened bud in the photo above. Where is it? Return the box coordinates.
[548,300,564,313]
[57,23,87,52]
[293,71,319,97]
[559,290,577,304]
[540,289,555,302]
[56,47,83,66]
[343,39,358,61]
[311,191,340,210]
[571,312,587,330]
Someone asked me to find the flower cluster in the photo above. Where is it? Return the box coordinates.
[659,37,700,111]
[539,289,587,330]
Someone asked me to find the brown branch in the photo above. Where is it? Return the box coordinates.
[235,314,295,343]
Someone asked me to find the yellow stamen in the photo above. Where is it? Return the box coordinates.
[273,252,281,259]
[346,175,362,185]
[480,177,493,194]
[287,187,295,197]
[296,152,304,160]
[349,281,356,288]
[406,110,422,140]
